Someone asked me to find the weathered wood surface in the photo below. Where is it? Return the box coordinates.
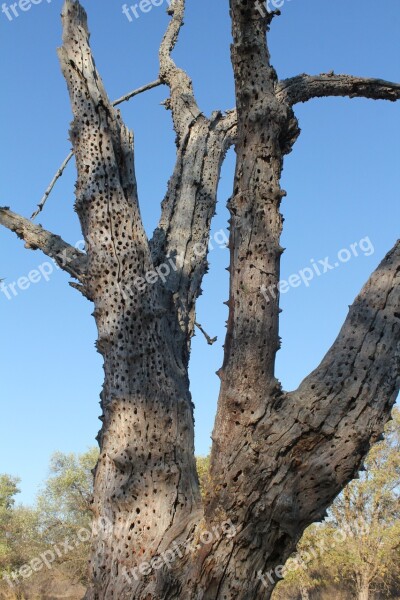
[0,1,399,598]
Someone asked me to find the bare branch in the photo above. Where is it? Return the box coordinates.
[195,322,217,346]
[145,8,238,350]
[159,0,201,142]
[150,110,236,352]
[112,78,162,106]
[204,242,399,598]
[31,79,163,220]
[31,150,74,220]
[0,207,87,283]
[277,73,400,105]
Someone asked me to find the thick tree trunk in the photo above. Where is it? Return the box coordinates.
[56,3,236,597]
[89,316,201,598]
[1,1,399,599]
[56,4,201,596]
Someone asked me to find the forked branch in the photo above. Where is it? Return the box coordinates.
[149,0,237,349]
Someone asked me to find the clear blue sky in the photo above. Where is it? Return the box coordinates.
[0,0,399,504]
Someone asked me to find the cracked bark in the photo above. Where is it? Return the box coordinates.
[1,1,399,598]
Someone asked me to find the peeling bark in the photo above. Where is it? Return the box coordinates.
[1,1,399,598]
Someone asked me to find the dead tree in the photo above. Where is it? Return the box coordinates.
[1,1,399,598]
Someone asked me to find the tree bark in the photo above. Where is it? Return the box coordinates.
[0,207,87,284]
[299,584,311,600]
[0,1,399,599]
[356,574,370,600]
[358,588,369,600]
[55,2,236,598]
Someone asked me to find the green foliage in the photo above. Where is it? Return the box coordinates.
[196,456,211,498]
[36,448,99,585]
[0,475,21,573]
[37,447,98,525]
[0,476,20,512]
[0,448,98,598]
[0,476,42,599]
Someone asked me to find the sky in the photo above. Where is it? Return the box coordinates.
[0,0,399,505]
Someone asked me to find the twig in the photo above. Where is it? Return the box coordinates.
[112,78,162,106]
[195,322,217,346]
[31,150,74,220]
[31,78,163,220]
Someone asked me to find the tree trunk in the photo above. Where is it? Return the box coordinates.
[358,587,370,600]
[356,575,370,600]
[1,1,399,599]
[299,584,311,600]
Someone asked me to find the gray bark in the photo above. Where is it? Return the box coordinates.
[0,1,399,599]
[0,207,87,283]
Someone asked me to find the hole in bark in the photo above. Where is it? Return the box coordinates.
[233,470,242,483]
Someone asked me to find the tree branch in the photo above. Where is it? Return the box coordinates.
[57,0,152,299]
[159,0,201,142]
[290,240,400,494]
[245,239,400,541]
[205,242,399,598]
[195,321,217,346]
[31,150,74,220]
[277,73,400,105]
[0,207,87,283]
[31,79,163,220]
[147,4,238,357]
[150,110,236,358]
[112,78,162,107]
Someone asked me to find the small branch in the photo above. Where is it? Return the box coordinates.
[31,79,163,220]
[112,78,162,106]
[195,322,217,345]
[31,150,74,220]
[277,73,400,106]
[0,207,88,286]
